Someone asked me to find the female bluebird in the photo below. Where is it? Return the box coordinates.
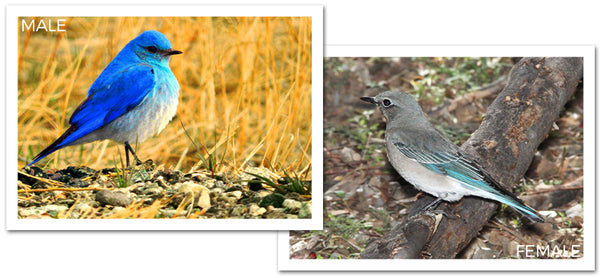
[361,91,544,223]
[27,30,182,167]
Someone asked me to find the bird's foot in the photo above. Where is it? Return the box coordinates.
[422,197,443,211]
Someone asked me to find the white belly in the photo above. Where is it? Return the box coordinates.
[385,138,470,202]
[72,80,179,145]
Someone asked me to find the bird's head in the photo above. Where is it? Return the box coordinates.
[360,91,426,122]
[127,30,182,65]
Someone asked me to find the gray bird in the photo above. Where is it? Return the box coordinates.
[361,91,544,223]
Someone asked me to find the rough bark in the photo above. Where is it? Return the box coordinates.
[360,57,583,259]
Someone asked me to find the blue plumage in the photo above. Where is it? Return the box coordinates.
[27,30,182,166]
[361,91,544,223]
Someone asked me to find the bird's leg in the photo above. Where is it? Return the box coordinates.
[422,197,443,211]
[420,197,460,220]
[124,141,142,167]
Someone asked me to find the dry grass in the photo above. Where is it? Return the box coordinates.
[18,17,312,175]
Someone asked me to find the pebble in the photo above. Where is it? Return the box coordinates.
[196,187,211,209]
[228,190,243,200]
[18,166,311,220]
[95,190,132,207]
[283,199,302,212]
[340,147,361,163]
[565,203,583,218]
[249,204,267,217]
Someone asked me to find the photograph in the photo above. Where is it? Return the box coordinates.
[3,2,599,277]
[8,5,323,230]
[279,45,594,271]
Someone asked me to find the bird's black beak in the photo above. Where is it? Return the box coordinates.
[360,96,377,105]
[164,49,183,56]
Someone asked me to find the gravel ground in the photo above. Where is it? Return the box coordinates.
[18,163,312,219]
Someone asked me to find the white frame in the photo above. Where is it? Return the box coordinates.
[7,4,324,231]
[278,45,595,271]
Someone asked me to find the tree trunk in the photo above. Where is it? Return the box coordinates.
[360,57,583,259]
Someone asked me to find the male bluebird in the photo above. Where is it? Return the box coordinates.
[27,30,182,167]
[361,91,544,223]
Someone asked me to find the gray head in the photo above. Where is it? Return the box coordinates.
[360,91,426,123]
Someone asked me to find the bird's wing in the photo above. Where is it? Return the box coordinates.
[393,142,522,201]
[393,141,544,222]
[26,64,155,166]
[65,64,156,143]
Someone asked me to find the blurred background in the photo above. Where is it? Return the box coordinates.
[18,17,312,175]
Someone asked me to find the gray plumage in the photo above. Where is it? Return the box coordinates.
[361,91,544,223]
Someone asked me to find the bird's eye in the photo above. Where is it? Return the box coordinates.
[146,46,158,53]
[382,99,392,107]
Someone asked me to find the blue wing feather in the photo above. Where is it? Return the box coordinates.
[60,64,156,147]
[393,142,544,222]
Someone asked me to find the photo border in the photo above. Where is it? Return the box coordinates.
[7,4,324,231]
[278,45,595,271]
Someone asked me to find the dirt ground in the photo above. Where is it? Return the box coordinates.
[290,57,584,259]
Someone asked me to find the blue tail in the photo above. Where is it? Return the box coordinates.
[27,126,78,166]
[496,194,544,223]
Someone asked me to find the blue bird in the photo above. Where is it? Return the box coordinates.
[27,30,182,167]
[361,91,544,223]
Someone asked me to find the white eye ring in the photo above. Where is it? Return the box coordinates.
[382,99,392,107]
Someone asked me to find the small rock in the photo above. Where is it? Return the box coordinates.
[177,181,204,194]
[565,203,583,218]
[283,199,302,212]
[211,187,224,195]
[95,190,132,207]
[195,187,211,209]
[228,190,243,200]
[340,147,361,164]
[214,180,226,189]
[176,182,211,209]
[249,204,267,217]
[240,166,276,183]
